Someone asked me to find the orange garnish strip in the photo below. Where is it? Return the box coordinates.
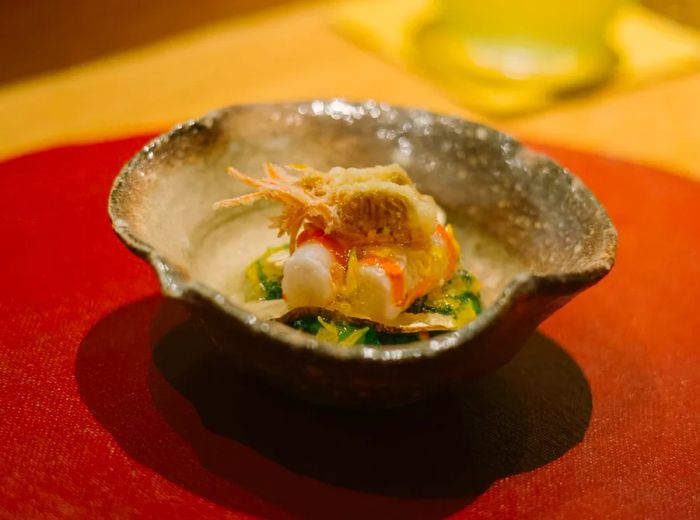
[296,227,349,265]
[436,224,460,275]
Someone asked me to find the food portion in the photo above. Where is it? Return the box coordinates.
[214,162,481,344]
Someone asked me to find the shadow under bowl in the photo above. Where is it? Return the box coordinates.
[108,100,616,407]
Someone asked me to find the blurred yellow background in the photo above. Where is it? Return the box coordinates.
[0,0,698,178]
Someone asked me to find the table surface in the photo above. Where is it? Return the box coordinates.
[0,1,698,179]
[1,135,698,519]
[1,3,699,519]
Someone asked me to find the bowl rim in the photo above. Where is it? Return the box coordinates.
[108,99,618,363]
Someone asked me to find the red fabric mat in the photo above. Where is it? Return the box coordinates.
[0,136,698,519]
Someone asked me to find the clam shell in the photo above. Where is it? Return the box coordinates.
[109,100,617,407]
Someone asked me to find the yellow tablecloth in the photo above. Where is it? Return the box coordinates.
[0,1,698,179]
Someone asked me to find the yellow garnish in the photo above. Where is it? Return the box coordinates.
[316,316,369,346]
[341,327,369,346]
[316,317,340,343]
[341,248,360,296]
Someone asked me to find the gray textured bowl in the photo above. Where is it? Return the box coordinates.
[109,100,616,407]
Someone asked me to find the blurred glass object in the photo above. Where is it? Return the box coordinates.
[415,0,627,101]
[642,0,700,28]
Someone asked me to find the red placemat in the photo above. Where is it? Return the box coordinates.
[0,136,698,519]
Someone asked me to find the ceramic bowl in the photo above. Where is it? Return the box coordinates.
[109,100,616,407]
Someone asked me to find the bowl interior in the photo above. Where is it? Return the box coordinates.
[111,101,615,322]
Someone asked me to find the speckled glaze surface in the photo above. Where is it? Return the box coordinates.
[109,100,617,407]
